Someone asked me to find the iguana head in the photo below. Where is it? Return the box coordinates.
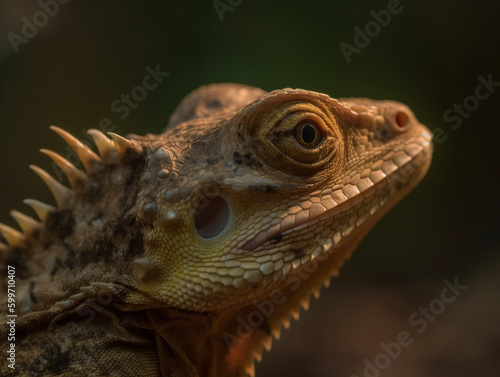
[0,84,432,377]
[131,87,432,311]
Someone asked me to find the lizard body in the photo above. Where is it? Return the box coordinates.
[0,83,432,376]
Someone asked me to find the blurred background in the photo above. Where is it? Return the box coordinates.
[0,0,499,376]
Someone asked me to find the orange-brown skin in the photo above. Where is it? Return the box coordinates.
[0,84,432,376]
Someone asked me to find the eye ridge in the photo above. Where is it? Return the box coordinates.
[294,119,324,149]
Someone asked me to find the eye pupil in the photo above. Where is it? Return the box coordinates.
[293,119,325,150]
[301,124,317,144]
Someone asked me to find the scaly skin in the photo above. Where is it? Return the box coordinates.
[0,84,432,376]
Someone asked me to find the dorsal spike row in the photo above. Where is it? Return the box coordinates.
[40,149,87,189]
[10,210,40,235]
[23,199,56,221]
[87,129,119,160]
[0,223,24,247]
[50,126,102,172]
[108,132,133,157]
[30,165,73,207]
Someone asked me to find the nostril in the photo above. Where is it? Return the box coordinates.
[194,196,230,239]
[395,111,409,129]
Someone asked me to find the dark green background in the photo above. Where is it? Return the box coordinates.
[0,0,499,376]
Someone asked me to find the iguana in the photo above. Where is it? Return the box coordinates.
[0,84,432,376]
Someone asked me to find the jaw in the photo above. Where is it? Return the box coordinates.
[148,176,432,377]
[211,144,433,376]
[209,223,370,376]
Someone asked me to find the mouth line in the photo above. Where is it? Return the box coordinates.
[239,141,431,252]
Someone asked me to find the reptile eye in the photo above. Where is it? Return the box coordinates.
[294,120,324,149]
[247,102,340,174]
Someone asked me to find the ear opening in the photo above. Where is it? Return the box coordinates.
[194,195,231,239]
